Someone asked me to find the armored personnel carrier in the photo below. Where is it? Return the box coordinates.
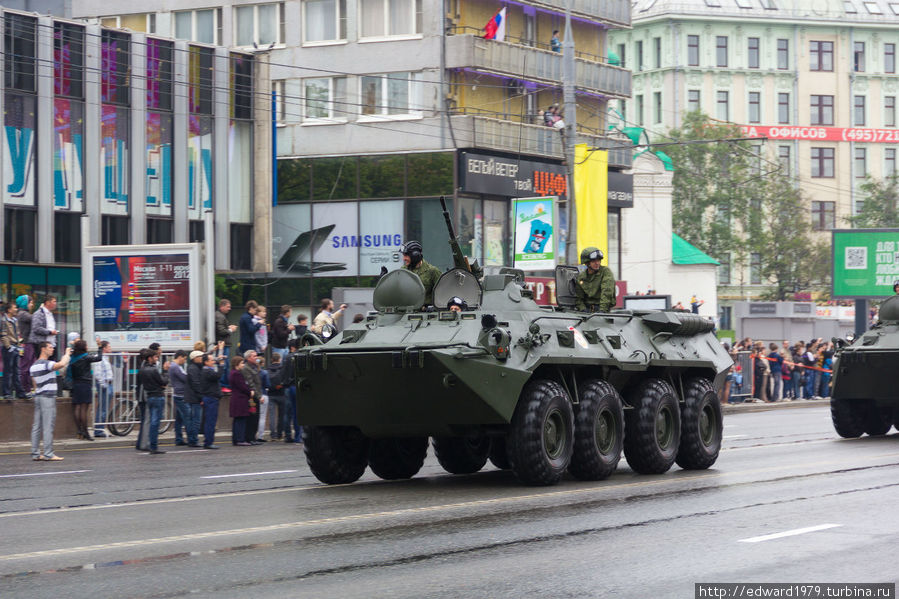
[830,295,899,438]
[295,265,732,486]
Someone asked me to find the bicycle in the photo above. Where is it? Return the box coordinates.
[107,397,172,436]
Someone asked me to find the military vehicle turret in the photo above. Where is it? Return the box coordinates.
[830,295,899,438]
[295,264,732,486]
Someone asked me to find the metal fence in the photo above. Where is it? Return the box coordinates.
[724,350,754,403]
[92,352,175,436]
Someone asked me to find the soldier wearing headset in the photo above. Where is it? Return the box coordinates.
[400,240,442,307]
[575,246,616,312]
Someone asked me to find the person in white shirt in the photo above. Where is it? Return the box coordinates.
[91,340,114,438]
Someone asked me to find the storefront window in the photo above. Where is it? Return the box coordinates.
[608,210,621,278]
[483,199,509,266]
[406,152,453,197]
[358,155,404,198]
[406,198,453,271]
[456,196,481,264]
[313,156,357,201]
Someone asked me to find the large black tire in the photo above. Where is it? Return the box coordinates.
[488,436,511,470]
[831,398,866,438]
[368,437,429,480]
[303,426,370,484]
[623,378,681,474]
[568,379,624,481]
[864,404,892,436]
[676,377,723,470]
[432,435,491,474]
[507,380,574,485]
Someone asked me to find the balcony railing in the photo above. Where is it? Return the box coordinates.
[529,0,631,26]
[449,114,633,169]
[446,34,631,99]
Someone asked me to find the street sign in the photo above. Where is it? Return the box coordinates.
[832,228,899,298]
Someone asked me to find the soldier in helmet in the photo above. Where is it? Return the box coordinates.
[575,246,616,312]
[401,240,442,307]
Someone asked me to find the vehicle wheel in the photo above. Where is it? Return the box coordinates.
[432,435,491,474]
[831,398,866,438]
[303,426,370,484]
[676,377,723,470]
[568,379,623,481]
[864,404,892,436]
[623,378,681,474]
[507,379,574,485]
[108,400,136,436]
[368,437,429,480]
[488,436,511,470]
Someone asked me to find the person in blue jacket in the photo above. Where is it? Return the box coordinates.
[238,300,261,354]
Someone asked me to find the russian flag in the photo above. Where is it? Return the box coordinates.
[484,8,506,42]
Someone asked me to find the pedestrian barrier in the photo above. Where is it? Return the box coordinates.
[92,352,175,435]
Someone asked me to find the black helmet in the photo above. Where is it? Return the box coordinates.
[447,296,468,310]
[400,240,423,266]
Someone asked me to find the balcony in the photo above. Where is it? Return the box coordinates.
[446,34,631,100]
[449,114,633,169]
[528,0,631,27]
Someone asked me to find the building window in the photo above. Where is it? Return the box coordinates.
[854,41,865,72]
[778,145,791,176]
[54,23,85,99]
[716,36,728,67]
[174,8,221,45]
[777,38,789,69]
[854,95,866,126]
[636,40,643,71]
[147,218,174,244]
[855,147,867,178]
[716,90,729,121]
[146,38,173,111]
[231,224,253,270]
[886,43,896,74]
[748,37,760,68]
[4,208,36,261]
[617,44,626,68]
[811,147,835,177]
[101,215,130,245]
[235,2,284,47]
[304,77,347,120]
[360,0,422,38]
[653,91,662,124]
[272,80,286,122]
[304,0,347,43]
[636,94,644,125]
[54,212,81,263]
[101,31,130,106]
[687,35,699,66]
[718,253,731,285]
[886,96,896,127]
[748,92,761,123]
[777,92,790,124]
[189,220,205,243]
[5,14,37,93]
[885,148,896,177]
[653,37,661,68]
[810,95,834,126]
[811,201,835,230]
[360,72,418,117]
[230,54,254,120]
[687,89,700,112]
[750,252,761,285]
[810,41,834,71]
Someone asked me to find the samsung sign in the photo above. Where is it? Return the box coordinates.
[460,152,568,200]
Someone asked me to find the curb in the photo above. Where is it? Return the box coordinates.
[722,398,830,415]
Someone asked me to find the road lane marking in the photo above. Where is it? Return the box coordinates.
[739,524,842,543]
[723,435,746,439]
[200,470,297,479]
[0,470,91,479]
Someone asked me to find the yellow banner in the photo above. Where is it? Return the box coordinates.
[573,144,609,261]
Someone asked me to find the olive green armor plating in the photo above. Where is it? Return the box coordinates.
[296,265,732,486]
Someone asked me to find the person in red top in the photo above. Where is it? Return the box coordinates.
[228,356,254,446]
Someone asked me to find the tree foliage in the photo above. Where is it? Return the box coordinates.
[848,174,899,229]
[666,112,830,299]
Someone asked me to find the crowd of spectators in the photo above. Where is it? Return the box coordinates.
[721,337,835,404]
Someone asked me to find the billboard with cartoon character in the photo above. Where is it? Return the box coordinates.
[513,197,557,271]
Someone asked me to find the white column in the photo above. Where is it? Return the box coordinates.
[36,16,54,263]
[130,32,147,244]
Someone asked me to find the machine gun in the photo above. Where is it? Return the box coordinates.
[439,195,482,278]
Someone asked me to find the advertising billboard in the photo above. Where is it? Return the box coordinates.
[83,244,207,349]
[512,197,558,271]
[832,229,899,298]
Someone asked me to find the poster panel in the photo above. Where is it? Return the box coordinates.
[832,229,899,298]
[53,98,84,211]
[512,197,557,271]
[312,202,358,277]
[359,200,404,275]
[93,253,192,346]
[271,203,312,275]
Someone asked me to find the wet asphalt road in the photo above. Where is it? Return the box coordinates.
[1,405,898,599]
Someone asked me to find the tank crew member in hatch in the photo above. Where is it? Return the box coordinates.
[575,247,616,313]
[401,240,442,307]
